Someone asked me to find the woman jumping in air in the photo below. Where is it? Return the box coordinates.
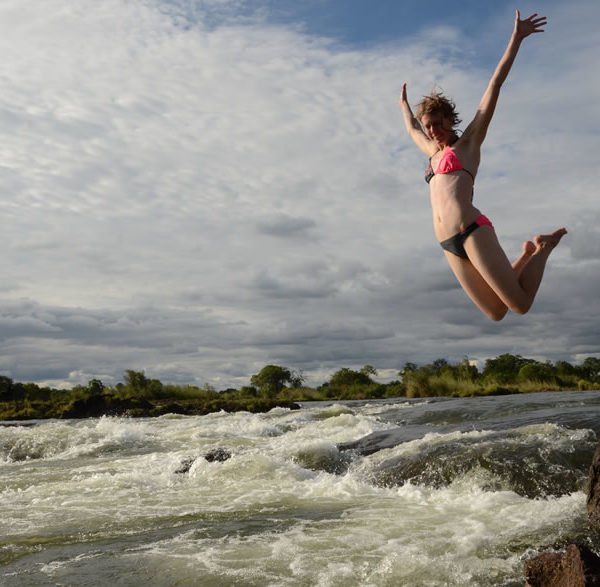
[400,10,566,321]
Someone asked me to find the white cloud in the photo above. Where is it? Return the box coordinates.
[0,0,598,388]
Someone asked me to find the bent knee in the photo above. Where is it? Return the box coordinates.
[508,300,532,316]
[486,306,508,321]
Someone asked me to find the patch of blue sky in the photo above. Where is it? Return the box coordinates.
[155,0,528,69]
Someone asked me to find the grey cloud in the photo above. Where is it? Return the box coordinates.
[0,0,598,389]
[0,314,62,339]
[255,214,316,238]
[252,268,338,299]
[569,211,600,260]
[248,321,394,347]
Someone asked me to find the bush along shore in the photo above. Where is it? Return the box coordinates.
[1,354,599,421]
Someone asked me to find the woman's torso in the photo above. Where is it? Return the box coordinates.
[427,140,482,241]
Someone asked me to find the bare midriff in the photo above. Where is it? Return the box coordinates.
[429,169,480,241]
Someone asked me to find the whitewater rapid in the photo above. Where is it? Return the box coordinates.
[2,391,599,586]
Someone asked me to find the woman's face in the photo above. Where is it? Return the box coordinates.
[420,112,453,146]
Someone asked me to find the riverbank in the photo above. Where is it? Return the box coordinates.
[0,384,591,421]
[0,394,301,421]
[1,354,598,421]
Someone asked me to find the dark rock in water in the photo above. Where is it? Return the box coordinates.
[367,434,584,499]
[588,441,600,533]
[293,445,351,475]
[524,543,600,586]
[175,448,232,473]
[175,456,197,474]
[152,402,188,416]
[204,448,231,463]
[338,428,427,456]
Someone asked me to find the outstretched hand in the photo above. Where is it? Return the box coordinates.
[399,82,408,106]
[514,10,547,41]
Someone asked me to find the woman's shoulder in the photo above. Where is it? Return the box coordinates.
[453,132,480,155]
[452,136,480,174]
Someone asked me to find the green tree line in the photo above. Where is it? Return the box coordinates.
[1,354,599,420]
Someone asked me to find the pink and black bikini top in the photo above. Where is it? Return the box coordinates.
[425,146,475,184]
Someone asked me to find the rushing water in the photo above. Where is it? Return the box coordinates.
[2,390,600,586]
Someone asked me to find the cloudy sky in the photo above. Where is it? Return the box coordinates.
[1,0,598,389]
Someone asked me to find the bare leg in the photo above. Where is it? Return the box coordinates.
[516,229,567,307]
[446,240,535,321]
[444,250,509,321]
[452,227,566,319]
[512,240,535,276]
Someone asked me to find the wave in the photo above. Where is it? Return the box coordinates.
[349,424,597,499]
[0,417,151,462]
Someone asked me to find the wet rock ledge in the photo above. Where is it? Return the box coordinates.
[589,440,600,533]
[524,544,600,586]
[524,441,600,585]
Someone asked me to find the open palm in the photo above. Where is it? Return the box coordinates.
[514,10,547,40]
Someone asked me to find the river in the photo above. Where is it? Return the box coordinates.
[2,390,600,586]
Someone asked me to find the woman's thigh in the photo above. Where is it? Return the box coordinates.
[462,226,528,309]
[444,252,507,320]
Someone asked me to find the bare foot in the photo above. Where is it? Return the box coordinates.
[523,240,536,256]
[534,227,567,252]
[512,240,536,276]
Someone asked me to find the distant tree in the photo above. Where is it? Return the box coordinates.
[88,379,105,395]
[20,382,45,400]
[328,367,373,387]
[431,358,449,374]
[554,360,576,377]
[250,365,293,397]
[0,375,13,401]
[289,370,305,389]
[360,365,378,377]
[403,368,432,398]
[455,357,479,381]
[123,370,163,398]
[240,385,259,397]
[482,354,536,384]
[581,357,600,381]
[220,388,239,395]
[124,370,149,391]
[398,362,418,380]
[71,384,90,399]
[518,362,556,383]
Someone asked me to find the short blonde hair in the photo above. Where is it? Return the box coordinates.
[415,92,461,128]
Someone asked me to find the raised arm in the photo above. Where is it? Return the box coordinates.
[464,10,547,145]
[399,83,437,156]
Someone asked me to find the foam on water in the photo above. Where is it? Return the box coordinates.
[99,482,585,586]
[1,393,599,586]
[0,416,154,463]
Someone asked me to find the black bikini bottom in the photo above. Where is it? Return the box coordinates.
[439,215,494,259]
